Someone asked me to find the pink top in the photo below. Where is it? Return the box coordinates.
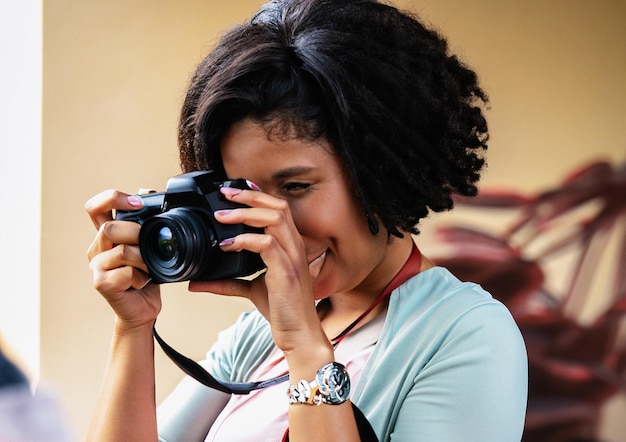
[205,312,386,442]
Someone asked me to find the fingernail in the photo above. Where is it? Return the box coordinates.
[214,209,233,217]
[219,237,235,247]
[246,180,262,191]
[127,196,143,207]
[220,187,242,196]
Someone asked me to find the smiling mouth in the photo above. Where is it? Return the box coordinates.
[308,251,327,280]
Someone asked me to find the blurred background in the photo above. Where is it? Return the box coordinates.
[1,0,624,440]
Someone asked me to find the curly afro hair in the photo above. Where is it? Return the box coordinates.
[178,0,489,237]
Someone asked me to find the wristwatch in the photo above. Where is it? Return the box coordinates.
[287,362,351,405]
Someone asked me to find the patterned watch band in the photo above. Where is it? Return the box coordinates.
[287,362,351,405]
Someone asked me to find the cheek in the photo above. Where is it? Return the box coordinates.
[289,198,333,237]
[293,193,369,243]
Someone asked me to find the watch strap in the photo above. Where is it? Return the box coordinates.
[287,362,351,405]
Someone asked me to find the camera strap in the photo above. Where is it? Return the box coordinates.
[153,243,422,395]
[153,326,286,394]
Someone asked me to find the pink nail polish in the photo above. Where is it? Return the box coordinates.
[127,196,143,207]
[246,180,262,191]
[220,187,243,196]
[219,237,235,247]
[214,209,233,217]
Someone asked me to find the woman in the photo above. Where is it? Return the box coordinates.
[85,0,528,440]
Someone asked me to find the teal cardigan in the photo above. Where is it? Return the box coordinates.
[158,267,528,441]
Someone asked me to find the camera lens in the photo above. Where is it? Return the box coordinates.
[139,208,218,283]
[156,226,176,261]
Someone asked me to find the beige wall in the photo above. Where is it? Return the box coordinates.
[41,0,625,440]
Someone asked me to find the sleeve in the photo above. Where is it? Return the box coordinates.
[391,301,528,441]
[157,365,231,442]
[156,320,241,442]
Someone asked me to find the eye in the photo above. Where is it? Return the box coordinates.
[281,182,311,194]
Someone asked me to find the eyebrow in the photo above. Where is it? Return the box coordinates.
[271,166,316,180]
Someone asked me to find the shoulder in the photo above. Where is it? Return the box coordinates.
[392,266,515,323]
[204,309,275,382]
[365,267,527,441]
[386,266,526,360]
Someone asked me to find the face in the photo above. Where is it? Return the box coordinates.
[220,119,399,300]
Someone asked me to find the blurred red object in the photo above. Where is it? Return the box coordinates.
[431,160,626,441]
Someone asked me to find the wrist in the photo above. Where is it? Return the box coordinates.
[113,318,155,339]
[284,342,334,382]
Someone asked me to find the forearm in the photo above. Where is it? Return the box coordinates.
[87,320,158,442]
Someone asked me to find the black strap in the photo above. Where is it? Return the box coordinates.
[153,245,421,439]
[155,326,378,440]
[154,245,422,394]
[153,325,288,394]
[352,403,379,442]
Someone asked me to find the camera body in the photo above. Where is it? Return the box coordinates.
[116,171,265,283]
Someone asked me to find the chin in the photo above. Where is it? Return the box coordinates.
[311,274,341,302]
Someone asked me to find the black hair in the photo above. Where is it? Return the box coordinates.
[179,0,489,237]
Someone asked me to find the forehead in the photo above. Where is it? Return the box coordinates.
[220,119,338,179]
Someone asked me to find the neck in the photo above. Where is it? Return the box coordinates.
[321,235,416,340]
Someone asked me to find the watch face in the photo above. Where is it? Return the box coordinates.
[316,362,351,405]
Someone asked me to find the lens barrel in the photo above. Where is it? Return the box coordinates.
[139,208,218,283]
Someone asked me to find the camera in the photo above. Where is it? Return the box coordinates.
[115,171,265,283]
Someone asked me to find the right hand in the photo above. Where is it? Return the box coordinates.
[85,190,161,330]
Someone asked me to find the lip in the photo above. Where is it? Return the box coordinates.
[308,251,327,280]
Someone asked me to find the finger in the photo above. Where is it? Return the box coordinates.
[188,276,271,319]
[215,207,306,268]
[85,189,144,229]
[89,243,149,275]
[188,278,253,298]
[92,264,152,297]
[87,220,142,261]
[214,206,292,230]
[220,233,308,290]
[220,187,289,211]
[218,188,306,256]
